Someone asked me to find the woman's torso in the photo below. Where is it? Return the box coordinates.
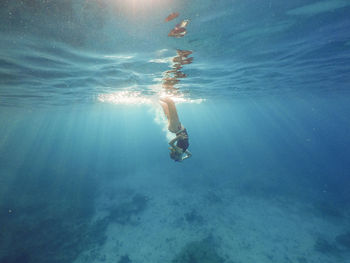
[176,128,189,152]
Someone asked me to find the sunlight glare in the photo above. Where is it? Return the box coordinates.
[107,0,171,15]
[97,90,205,105]
[98,91,152,105]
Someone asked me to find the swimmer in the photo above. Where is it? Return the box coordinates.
[168,27,187,38]
[165,12,179,22]
[160,97,192,162]
[177,49,192,57]
[168,20,190,38]
[163,77,180,86]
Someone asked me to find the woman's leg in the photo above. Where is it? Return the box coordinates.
[160,97,182,133]
[160,100,170,120]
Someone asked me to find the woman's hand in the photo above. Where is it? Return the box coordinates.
[182,150,192,160]
[177,133,188,140]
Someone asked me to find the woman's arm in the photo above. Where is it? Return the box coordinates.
[169,135,182,147]
[182,150,192,160]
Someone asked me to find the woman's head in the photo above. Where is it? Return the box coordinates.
[169,148,183,162]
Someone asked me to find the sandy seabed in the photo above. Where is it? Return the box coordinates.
[74,170,350,263]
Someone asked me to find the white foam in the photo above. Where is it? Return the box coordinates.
[97,90,152,105]
[148,57,172,64]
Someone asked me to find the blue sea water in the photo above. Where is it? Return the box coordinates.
[1,0,350,262]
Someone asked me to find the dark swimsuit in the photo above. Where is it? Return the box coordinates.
[176,128,189,152]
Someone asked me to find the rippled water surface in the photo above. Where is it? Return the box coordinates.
[1,0,350,106]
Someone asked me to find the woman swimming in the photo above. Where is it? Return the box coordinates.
[160,97,192,162]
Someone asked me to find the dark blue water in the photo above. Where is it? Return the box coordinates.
[1,1,350,263]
